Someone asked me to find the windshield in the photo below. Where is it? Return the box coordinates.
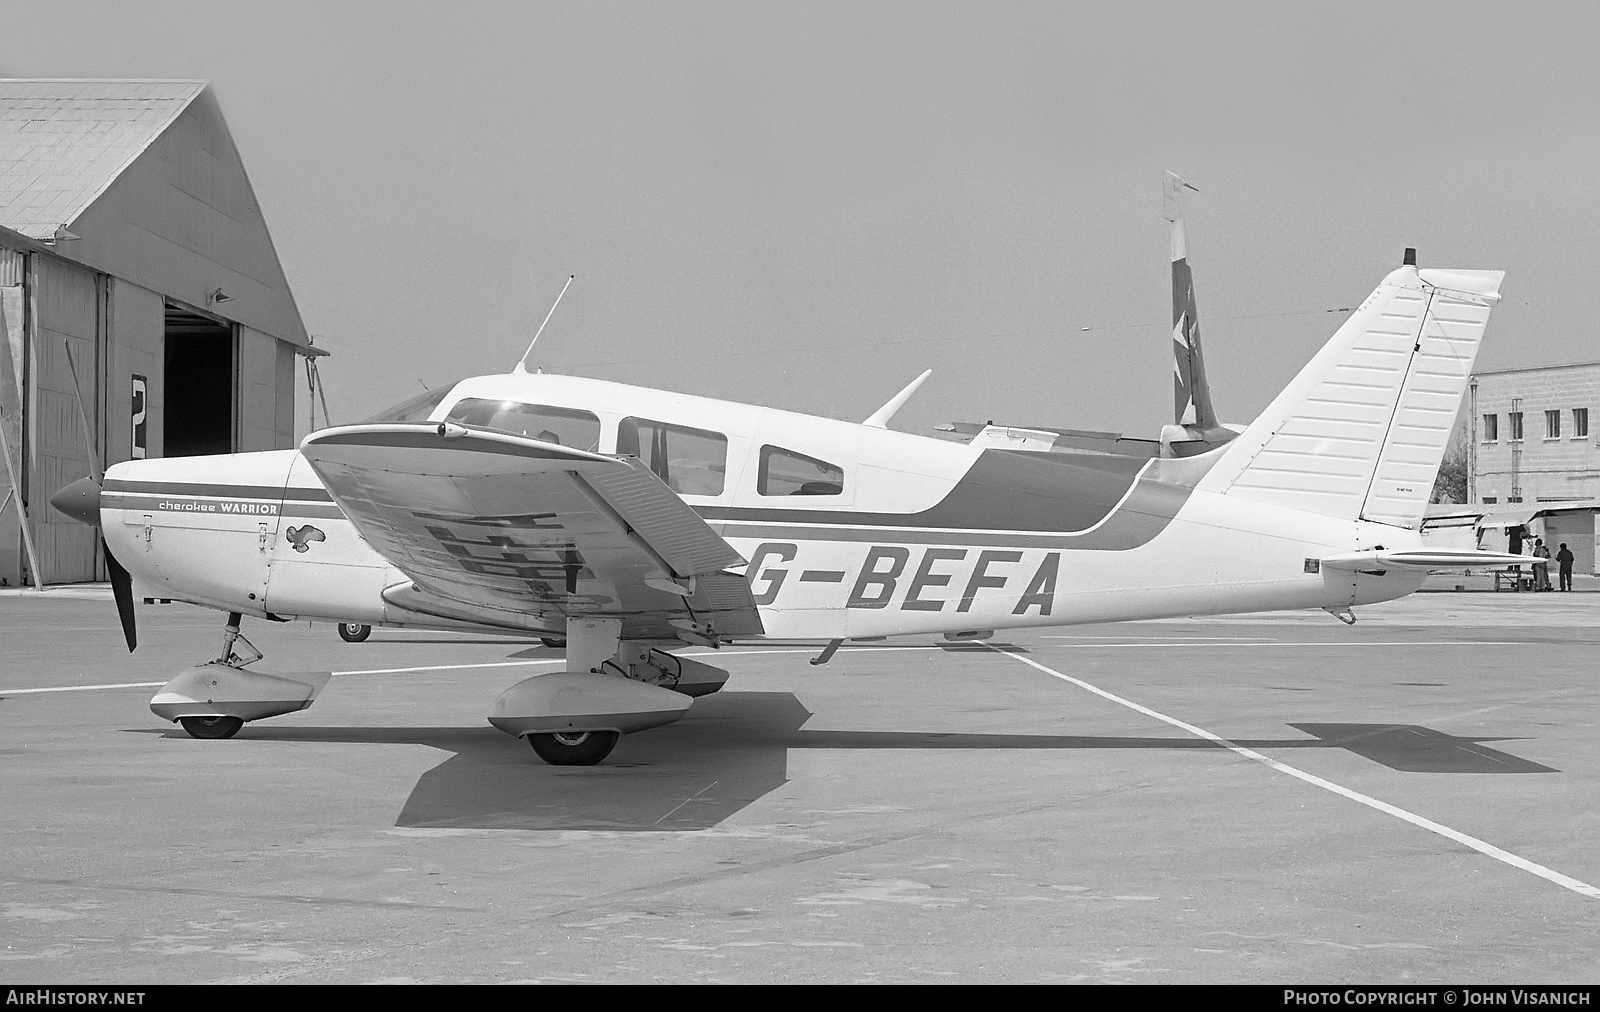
[445,399,603,452]
[361,383,459,424]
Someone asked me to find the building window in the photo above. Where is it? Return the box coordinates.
[1508,411,1523,441]
[1507,496,1523,503]
[1544,409,1561,440]
[1482,496,1497,504]
[758,446,844,496]
[617,417,728,496]
[1481,414,1498,442]
[1575,408,1589,439]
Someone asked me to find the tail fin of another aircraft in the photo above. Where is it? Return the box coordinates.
[1196,256,1503,531]
[1165,171,1216,430]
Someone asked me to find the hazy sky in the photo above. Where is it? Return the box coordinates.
[6,1,1598,441]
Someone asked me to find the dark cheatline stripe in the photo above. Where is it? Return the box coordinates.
[103,479,333,502]
[102,493,348,522]
[705,451,1200,551]
[698,450,1154,533]
[701,449,1197,551]
[280,506,348,520]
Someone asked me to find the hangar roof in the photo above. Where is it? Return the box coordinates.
[0,79,205,239]
[0,79,313,353]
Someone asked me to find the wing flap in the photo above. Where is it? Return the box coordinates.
[576,464,745,576]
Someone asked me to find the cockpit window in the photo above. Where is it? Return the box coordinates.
[445,399,602,451]
[617,417,727,496]
[758,445,844,496]
[361,383,458,424]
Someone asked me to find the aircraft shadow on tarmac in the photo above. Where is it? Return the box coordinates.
[156,692,1557,832]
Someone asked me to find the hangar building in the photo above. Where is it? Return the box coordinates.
[0,79,318,586]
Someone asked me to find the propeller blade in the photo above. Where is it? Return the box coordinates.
[102,538,137,652]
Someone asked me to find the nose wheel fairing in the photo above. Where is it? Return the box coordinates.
[150,663,332,726]
[151,614,331,736]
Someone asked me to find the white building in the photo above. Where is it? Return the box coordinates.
[1453,362,1600,573]
[1470,361,1600,505]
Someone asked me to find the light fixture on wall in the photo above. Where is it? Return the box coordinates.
[207,287,234,305]
[47,225,81,244]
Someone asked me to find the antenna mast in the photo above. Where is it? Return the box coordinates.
[515,274,575,373]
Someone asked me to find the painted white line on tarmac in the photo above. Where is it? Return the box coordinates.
[994,646,1600,901]
[1044,635,1280,641]
[1037,641,1520,648]
[1,681,167,696]
[331,659,564,677]
[0,645,937,696]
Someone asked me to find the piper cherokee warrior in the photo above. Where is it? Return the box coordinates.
[50,252,1526,766]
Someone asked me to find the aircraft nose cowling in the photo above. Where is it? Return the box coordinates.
[51,476,103,527]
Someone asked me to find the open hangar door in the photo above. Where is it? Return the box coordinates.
[162,303,234,457]
[1540,511,1597,576]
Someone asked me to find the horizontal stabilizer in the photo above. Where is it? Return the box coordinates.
[1320,549,1535,571]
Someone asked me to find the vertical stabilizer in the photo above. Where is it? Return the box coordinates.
[1165,171,1216,429]
[1196,259,1503,530]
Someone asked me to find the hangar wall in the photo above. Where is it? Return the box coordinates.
[0,244,309,587]
[106,279,165,465]
[239,326,295,452]
[0,253,22,583]
[30,255,100,582]
[57,89,311,350]
[1,80,320,586]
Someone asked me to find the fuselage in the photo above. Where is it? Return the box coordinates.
[98,371,1424,640]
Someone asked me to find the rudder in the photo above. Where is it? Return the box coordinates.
[1196,258,1502,530]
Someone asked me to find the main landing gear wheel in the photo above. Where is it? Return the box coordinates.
[539,637,566,649]
[338,622,371,643]
[527,730,620,766]
[179,715,244,740]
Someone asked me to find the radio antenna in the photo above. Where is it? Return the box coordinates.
[514,274,575,373]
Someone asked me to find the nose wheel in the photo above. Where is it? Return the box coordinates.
[527,730,619,766]
[179,715,243,740]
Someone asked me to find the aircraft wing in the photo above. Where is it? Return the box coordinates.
[299,423,760,641]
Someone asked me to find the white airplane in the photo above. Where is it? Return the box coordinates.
[51,252,1528,766]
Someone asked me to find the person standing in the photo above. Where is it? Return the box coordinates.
[1505,526,1527,591]
[1556,542,1576,592]
[1533,538,1552,591]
